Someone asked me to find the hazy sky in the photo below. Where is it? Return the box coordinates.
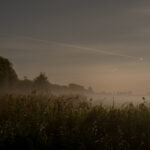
[1,0,150,93]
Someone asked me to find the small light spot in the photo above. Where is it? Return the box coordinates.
[139,57,144,61]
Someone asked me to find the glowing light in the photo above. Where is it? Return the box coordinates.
[139,57,144,61]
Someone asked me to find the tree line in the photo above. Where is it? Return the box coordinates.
[0,56,93,95]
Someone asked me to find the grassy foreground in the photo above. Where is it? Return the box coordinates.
[0,94,150,150]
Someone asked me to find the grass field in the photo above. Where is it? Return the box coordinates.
[0,94,150,150]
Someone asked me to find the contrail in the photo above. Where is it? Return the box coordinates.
[23,37,144,61]
[22,37,143,61]
[0,34,143,61]
[60,43,143,61]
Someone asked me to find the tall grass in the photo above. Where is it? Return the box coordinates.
[0,94,150,150]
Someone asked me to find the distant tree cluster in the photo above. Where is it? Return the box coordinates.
[0,56,93,95]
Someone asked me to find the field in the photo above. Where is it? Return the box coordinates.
[92,94,147,107]
[0,94,150,150]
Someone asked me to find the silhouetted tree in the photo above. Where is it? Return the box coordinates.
[33,72,50,91]
[0,56,18,90]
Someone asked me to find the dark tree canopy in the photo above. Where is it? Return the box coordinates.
[33,72,50,91]
[0,56,18,90]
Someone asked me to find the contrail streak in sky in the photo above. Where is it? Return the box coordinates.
[62,43,140,60]
[0,34,143,61]
[23,36,143,61]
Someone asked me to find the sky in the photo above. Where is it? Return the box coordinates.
[0,0,150,93]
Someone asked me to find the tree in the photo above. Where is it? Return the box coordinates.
[0,56,18,90]
[33,72,50,91]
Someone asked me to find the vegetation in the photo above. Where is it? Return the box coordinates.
[0,94,150,150]
[1,56,149,149]
[0,56,93,95]
[0,56,18,91]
